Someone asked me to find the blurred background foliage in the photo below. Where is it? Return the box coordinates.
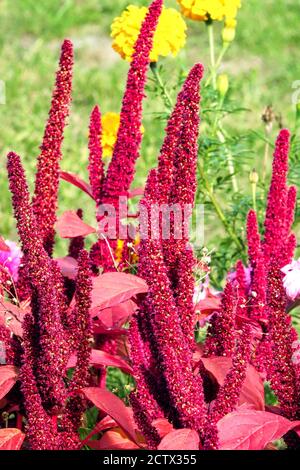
[1,0,300,285]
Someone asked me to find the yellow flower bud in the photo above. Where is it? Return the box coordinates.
[217,74,229,97]
[222,26,236,43]
[249,169,259,185]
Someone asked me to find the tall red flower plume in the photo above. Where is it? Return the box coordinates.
[88,105,104,205]
[7,152,68,413]
[69,249,92,390]
[267,264,298,420]
[156,63,203,206]
[246,210,266,320]
[210,325,252,423]
[263,129,290,264]
[204,281,236,357]
[102,0,163,205]
[32,39,73,255]
[138,239,206,431]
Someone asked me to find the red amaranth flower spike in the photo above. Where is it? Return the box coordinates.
[32,39,73,256]
[156,64,204,350]
[267,263,298,420]
[204,281,236,357]
[156,63,203,205]
[62,250,93,433]
[234,260,248,318]
[129,312,163,420]
[20,314,80,450]
[246,210,266,320]
[0,324,18,365]
[263,129,290,264]
[69,249,92,390]
[285,185,297,236]
[88,105,104,205]
[172,247,197,350]
[210,325,252,423]
[68,209,85,260]
[7,152,68,413]
[137,237,206,431]
[102,0,163,205]
[130,392,161,450]
[19,314,59,450]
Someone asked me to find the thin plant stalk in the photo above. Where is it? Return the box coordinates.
[207,22,217,89]
[150,62,173,109]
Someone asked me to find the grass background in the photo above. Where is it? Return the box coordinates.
[0,0,300,253]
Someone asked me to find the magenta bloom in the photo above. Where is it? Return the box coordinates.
[227,265,252,292]
[282,259,300,300]
[0,240,22,282]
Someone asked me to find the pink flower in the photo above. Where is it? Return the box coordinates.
[0,240,22,282]
[281,259,300,300]
[227,265,252,292]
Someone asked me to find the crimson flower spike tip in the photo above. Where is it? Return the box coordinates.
[102,0,163,205]
[156,63,204,205]
[32,39,73,256]
[169,63,204,208]
[285,185,297,236]
[88,105,104,205]
[263,128,290,263]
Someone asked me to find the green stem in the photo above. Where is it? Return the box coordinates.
[262,137,270,183]
[217,128,238,192]
[207,22,217,89]
[251,183,257,211]
[198,161,243,251]
[150,62,173,109]
[206,42,229,87]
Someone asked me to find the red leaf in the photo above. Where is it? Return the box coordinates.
[92,320,127,337]
[0,428,25,450]
[96,300,137,327]
[80,415,118,447]
[128,187,144,198]
[194,293,221,316]
[55,256,78,280]
[158,429,200,450]
[0,237,9,251]
[68,350,132,375]
[81,388,137,443]
[202,357,264,410]
[56,211,96,238]
[152,418,174,439]
[88,430,139,450]
[218,410,300,450]
[0,366,19,399]
[91,273,148,311]
[0,301,27,337]
[60,171,94,199]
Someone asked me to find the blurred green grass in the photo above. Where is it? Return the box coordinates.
[1,0,300,252]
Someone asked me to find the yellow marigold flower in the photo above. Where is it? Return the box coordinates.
[102,112,144,158]
[115,239,125,263]
[177,0,241,23]
[111,5,187,62]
